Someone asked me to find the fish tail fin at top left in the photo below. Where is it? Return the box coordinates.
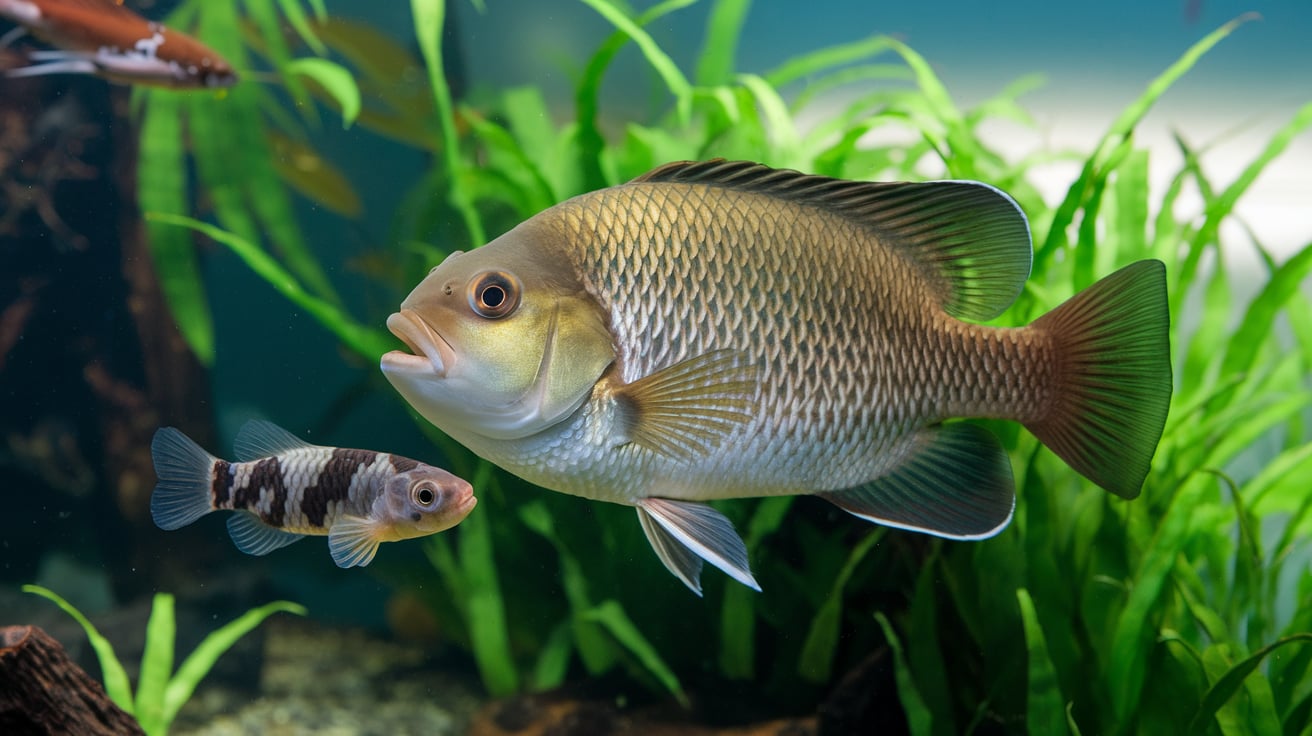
[150,427,220,530]
[1025,259,1173,499]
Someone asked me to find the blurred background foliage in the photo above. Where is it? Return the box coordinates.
[133,0,1312,732]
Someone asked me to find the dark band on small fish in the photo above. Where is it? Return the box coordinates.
[389,454,419,473]
[241,457,289,527]
[211,459,234,507]
[301,448,380,527]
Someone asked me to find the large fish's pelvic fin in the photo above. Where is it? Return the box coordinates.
[233,419,315,462]
[150,427,219,531]
[630,160,1032,320]
[226,513,305,556]
[637,497,760,594]
[614,349,758,461]
[819,423,1016,539]
[1025,260,1172,499]
[328,515,384,568]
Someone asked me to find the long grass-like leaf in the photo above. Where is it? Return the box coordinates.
[584,600,689,707]
[1220,241,1312,381]
[1017,589,1066,734]
[134,594,176,734]
[695,0,750,86]
[22,585,134,714]
[764,34,895,89]
[458,462,518,695]
[1188,634,1312,735]
[144,214,394,360]
[798,530,883,682]
[579,0,693,125]
[875,612,933,736]
[161,600,305,726]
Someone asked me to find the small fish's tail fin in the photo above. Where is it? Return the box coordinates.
[1025,260,1172,499]
[150,427,220,530]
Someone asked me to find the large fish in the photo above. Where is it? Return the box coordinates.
[150,420,476,567]
[0,0,237,88]
[381,160,1172,594]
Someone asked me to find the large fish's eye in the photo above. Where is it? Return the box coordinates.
[412,481,438,507]
[468,270,521,319]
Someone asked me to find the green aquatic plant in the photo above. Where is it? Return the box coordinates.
[22,585,304,736]
[138,0,1312,731]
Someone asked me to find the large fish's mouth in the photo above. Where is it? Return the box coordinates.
[383,310,455,378]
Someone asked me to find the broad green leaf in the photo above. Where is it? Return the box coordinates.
[134,594,176,734]
[286,58,361,127]
[162,600,306,726]
[1189,635,1312,735]
[531,621,575,691]
[1017,589,1066,735]
[274,0,328,55]
[22,585,134,714]
[268,131,363,218]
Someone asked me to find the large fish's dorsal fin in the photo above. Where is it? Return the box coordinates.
[629,160,1033,321]
[233,420,315,462]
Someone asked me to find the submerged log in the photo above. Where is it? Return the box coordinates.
[0,625,143,736]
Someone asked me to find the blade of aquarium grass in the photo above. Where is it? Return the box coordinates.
[1109,474,1209,723]
[21,585,134,714]
[575,0,697,191]
[162,600,306,727]
[579,0,694,126]
[908,559,956,736]
[874,612,933,736]
[456,462,518,695]
[1038,13,1255,266]
[286,58,361,128]
[243,0,314,116]
[798,529,883,683]
[764,34,895,89]
[719,497,792,679]
[138,92,213,365]
[1017,589,1066,735]
[531,621,575,691]
[583,600,689,707]
[133,593,176,734]
[273,0,328,55]
[737,74,801,166]
[412,0,485,247]
[695,0,750,86]
[1220,241,1312,381]
[1113,148,1150,262]
[144,214,394,361]
[1191,637,1312,736]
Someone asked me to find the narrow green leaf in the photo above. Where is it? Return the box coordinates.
[22,585,134,714]
[798,530,883,682]
[530,621,575,691]
[1220,241,1312,380]
[579,0,693,125]
[134,593,176,734]
[457,463,518,695]
[737,73,799,165]
[1017,589,1066,734]
[1188,635,1312,735]
[695,0,750,86]
[144,214,394,361]
[765,34,895,89]
[874,612,933,736]
[274,0,328,55]
[162,600,306,726]
[583,600,688,707]
[286,58,361,127]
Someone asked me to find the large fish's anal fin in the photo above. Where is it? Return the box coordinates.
[233,419,315,462]
[820,423,1015,539]
[612,350,758,461]
[226,513,306,556]
[328,515,384,568]
[637,498,760,594]
[150,427,219,531]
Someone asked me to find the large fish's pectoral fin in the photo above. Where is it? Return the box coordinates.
[233,419,317,462]
[637,498,760,594]
[614,350,758,461]
[328,515,384,568]
[820,423,1015,539]
[226,513,306,555]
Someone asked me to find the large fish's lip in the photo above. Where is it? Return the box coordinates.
[384,310,454,377]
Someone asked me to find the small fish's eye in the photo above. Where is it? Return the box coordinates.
[467,271,521,319]
[412,482,437,507]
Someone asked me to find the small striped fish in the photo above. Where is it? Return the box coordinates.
[149,420,476,567]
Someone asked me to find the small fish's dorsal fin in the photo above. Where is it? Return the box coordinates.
[233,420,314,462]
[629,160,1033,321]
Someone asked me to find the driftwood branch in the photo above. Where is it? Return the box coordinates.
[0,625,143,736]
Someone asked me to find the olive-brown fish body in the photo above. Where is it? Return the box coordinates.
[382,160,1171,593]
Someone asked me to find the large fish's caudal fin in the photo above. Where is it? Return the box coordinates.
[636,498,760,595]
[150,428,219,530]
[1025,260,1172,498]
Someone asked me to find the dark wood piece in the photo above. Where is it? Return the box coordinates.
[0,625,144,736]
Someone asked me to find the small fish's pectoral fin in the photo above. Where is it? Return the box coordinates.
[637,498,760,593]
[636,506,705,595]
[233,419,315,461]
[150,427,219,530]
[820,423,1015,539]
[328,515,384,568]
[226,513,306,555]
[614,350,758,461]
